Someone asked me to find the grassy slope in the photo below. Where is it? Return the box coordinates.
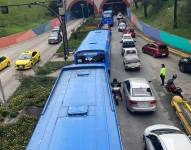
[0,0,53,37]
[131,0,191,39]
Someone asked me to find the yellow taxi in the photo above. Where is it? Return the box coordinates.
[0,56,11,71]
[15,50,40,70]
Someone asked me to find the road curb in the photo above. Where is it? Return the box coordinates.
[136,31,190,58]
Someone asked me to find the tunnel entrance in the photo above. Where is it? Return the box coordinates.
[103,0,127,15]
[70,1,94,18]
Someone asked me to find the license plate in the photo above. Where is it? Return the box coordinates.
[138,102,149,107]
[162,53,166,56]
[19,66,23,69]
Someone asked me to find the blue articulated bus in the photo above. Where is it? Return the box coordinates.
[27,64,123,150]
[74,29,111,74]
[101,10,114,27]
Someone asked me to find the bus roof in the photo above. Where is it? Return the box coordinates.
[75,29,110,53]
[27,64,122,150]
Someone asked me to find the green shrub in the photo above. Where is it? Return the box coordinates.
[0,115,37,150]
[1,110,9,118]
[35,61,73,75]
[9,112,18,118]
[8,76,55,112]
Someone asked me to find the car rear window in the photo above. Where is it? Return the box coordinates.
[132,88,152,97]
[159,45,167,49]
[123,42,135,48]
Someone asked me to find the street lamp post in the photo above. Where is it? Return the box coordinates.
[173,0,178,28]
[0,1,68,61]
[80,3,85,19]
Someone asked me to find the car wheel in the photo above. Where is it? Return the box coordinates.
[179,64,186,73]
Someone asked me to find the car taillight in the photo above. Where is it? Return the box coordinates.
[150,100,157,104]
[129,100,137,105]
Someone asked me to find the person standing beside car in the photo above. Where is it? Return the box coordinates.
[160,64,166,86]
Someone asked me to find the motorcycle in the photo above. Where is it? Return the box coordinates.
[165,78,183,98]
[111,82,122,106]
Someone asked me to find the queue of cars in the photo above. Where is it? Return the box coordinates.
[116,15,191,150]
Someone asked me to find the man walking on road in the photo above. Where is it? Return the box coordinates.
[160,64,166,86]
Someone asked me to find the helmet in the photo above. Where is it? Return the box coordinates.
[172,74,177,79]
[113,78,117,83]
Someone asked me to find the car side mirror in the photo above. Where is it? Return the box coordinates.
[188,135,191,140]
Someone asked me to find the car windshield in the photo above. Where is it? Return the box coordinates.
[123,42,135,48]
[18,53,31,60]
[76,51,105,64]
[152,129,183,135]
[132,88,152,97]
[159,45,167,49]
[49,33,58,37]
[119,23,125,27]
[51,29,59,33]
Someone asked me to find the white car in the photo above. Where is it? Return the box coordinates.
[123,50,141,70]
[123,78,157,112]
[143,124,191,150]
[121,39,136,56]
[118,22,126,32]
[48,32,62,44]
[120,34,132,43]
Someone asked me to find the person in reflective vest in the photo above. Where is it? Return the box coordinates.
[160,64,166,86]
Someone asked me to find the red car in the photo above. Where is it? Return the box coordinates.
[142,42,169,57]
[123,28,136,38]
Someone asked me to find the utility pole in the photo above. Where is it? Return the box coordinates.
[0,79,6,109]
[1,1,68,60]
[80,3,85,19]
[173,0,178,28]
[58,0,68,60]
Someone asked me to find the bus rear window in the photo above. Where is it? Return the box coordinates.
[76,51,105,64]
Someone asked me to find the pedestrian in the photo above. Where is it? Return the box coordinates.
[160,64,166,86]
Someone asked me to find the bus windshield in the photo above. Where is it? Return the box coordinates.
[76,51,105,64]
[103,13,112,18]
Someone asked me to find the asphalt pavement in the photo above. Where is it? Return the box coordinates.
[110,19,191,150]
[0,19,83,101]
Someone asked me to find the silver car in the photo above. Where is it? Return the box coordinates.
[118,22,126,32]
[123,48,141,70]
[123,78,157,112]
[48,32,62,44]
[143,124,191,150]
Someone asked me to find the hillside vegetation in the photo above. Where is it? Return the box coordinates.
[132,0,191,39]
[0,0,54,37]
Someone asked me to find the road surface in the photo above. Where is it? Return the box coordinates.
[0,19,83,101]
[111,19,191,150]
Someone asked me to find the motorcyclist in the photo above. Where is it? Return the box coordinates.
[167,74,177,89]
[166,74,183,97]
[111,78,122,99]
